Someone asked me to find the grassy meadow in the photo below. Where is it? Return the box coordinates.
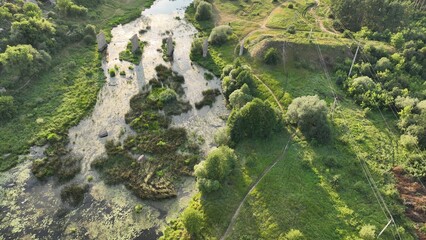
[162,0,419,239]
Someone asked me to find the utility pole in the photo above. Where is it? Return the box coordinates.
[348,45,360,77]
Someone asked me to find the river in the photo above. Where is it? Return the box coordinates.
[0,0,227,239]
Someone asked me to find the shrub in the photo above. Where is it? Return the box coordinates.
[194,146,237,193]
[214,127,231,146]
[359,224,376,240]
[0,95,16,120]
[181,208,203,237]
[406,153,426,178]
[209,25,232,46]
[228,98,281,142]
[195,1,213,21]
[229,83,253,109]
[288,3,294,9]
[375,57,392,72]
[263,47,280,65]
[284,229,305,239]
[287,95,330,142]
[222,67,255,100]
[391,32,405,49]
[109,68,116,77]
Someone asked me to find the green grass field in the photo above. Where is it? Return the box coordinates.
[161,0,419,238]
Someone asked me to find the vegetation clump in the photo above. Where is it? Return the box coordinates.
[92,65,200,199]
[195,88,221,109]
[119,39,145,64]
[194,146,237,193]
[181,208,204,238]
[228,98,282,143]
[287,95,330,142]
[209,25,233,46]
[195,1,213,21]
[60,183,88,207]
[0,95,16,120]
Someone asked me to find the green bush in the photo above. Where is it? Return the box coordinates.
[181,208,204,237]
[209,25,232,46]
[109,68,116,77]
[0,95,16,120]
[283,229,305,240]
[263,47,280,65]
[56,0,88,17]
[194,146,237,193]
[229,83,253,109]
[287,95,330,142]
[359,224,376,240]
[195,1,213,21]
[228,98,281,142]
[222,66,255,100]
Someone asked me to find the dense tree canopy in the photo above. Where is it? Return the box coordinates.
[0,44,51,86]
[331,0,407,32]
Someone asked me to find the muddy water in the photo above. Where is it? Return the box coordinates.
[0,0,227,239]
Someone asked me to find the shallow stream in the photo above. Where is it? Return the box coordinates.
[0,0,227,239]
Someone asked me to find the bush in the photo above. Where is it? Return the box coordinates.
[222,66,255,100]
[209,25,232,46]
[195,1,213,21]
[109,68,116,77]
[406,153,426,178]
[229,83,253,109]
[181,208,203,237]
[287,95,330,142]
[0,95,16,120]
[214,127,231,146]
[359,224,376,240]
[263,47,280,65]
[56,0,88,17]
[375,57,392,72]
[228,98,281,142]
[284,229,305,240]
[194,146,237,193]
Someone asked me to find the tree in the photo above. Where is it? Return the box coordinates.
[181,208,203,238]
[194,146,237,193]
[10,17,56,47]
[222,67,254,100]
[227,98,281,142]
[287,95,330,142]
[0,44,51,83]
[195,1,213,21]
[209,25,232,46]
[229,83,253,109]
[391,32,405,49]
[0,95,16,120]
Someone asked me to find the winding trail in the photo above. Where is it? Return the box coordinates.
[311,0,338,35]
[218,1,343,238]
[220,136,292,240]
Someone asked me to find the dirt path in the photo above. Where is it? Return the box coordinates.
[311,0,338,35]
[220,136,292,240]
